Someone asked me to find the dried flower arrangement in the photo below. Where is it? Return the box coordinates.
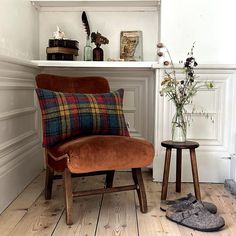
[157,42,214,141]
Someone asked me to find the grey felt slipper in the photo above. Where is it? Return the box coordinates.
[166,201,225,232]
[160,193,217,214]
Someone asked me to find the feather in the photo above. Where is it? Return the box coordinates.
[82,11,90,38]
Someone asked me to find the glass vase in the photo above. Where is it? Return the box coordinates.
[84,37,92,61]
[172,106,187,142]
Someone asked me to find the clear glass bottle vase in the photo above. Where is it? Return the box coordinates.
[84,37,92,61]
[172,106,187,142]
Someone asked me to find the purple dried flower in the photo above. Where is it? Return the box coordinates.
[164,61,170,66]
[157,43,164,48]
[184,62,190,67]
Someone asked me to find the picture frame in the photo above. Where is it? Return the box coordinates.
[120,31,143,61]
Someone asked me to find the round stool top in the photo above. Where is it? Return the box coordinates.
[161,140,199,149]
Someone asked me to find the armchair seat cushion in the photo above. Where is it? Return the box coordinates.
[47,135,154,173]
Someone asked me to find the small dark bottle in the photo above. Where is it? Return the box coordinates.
[93,45,103,61]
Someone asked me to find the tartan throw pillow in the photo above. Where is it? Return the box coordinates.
[36,88,129,147]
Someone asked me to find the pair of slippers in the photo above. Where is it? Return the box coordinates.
[160,193,225,232]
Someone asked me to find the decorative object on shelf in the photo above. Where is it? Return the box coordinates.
[48,39,79,49]
[82,11,92,61]
[53,26,66,39]
[47,39,79,61]
[47,27,79,61]
[46,47,78,55]
[91,32,109,61]
[46,47,78,60]
[158,43,214,142]
[84,38,92,61]
[120,31,143,61]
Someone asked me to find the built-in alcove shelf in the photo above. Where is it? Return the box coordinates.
[31,60,236,70]
[31,0,160,12]
[31,60,158,69]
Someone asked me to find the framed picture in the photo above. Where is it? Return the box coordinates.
[120,31,143,61]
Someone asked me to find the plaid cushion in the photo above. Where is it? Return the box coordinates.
[36,88,129,147]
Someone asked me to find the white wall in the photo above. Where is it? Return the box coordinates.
[39,11,158,61]
[0,0,39,60]
[0,0,235,63]
[161,0,236,64]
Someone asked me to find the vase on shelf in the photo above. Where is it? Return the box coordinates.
[172,106,187,142]
[93,44,103,61]
[84,37,92,61]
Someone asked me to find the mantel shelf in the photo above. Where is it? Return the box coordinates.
[31,0,160,12]
[31,60,236,70]
[31,60,157,69]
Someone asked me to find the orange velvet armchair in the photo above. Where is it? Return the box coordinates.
[36,74,154,225]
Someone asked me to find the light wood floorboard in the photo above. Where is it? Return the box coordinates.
[0,171,235,236]
[96,172,138,236]
[0,172,45,236]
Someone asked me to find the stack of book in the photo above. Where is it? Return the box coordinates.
[47,39,79,60]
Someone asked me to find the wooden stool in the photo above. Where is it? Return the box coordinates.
[161,140,201,201]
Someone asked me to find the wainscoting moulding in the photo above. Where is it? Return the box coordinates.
[0,54,43,213]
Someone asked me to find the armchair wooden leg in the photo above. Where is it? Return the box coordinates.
[63,168,73,225]
[132,168,147,213]
[45,165,54,200]
[105,170,115,188]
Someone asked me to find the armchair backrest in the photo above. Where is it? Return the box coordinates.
[35,74,110,93]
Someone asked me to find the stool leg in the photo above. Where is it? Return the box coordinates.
[190,149,201,200]
[176,149,182,193]
[161,148,172,200]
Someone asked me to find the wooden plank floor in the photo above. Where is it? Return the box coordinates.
[0,171,235,236]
